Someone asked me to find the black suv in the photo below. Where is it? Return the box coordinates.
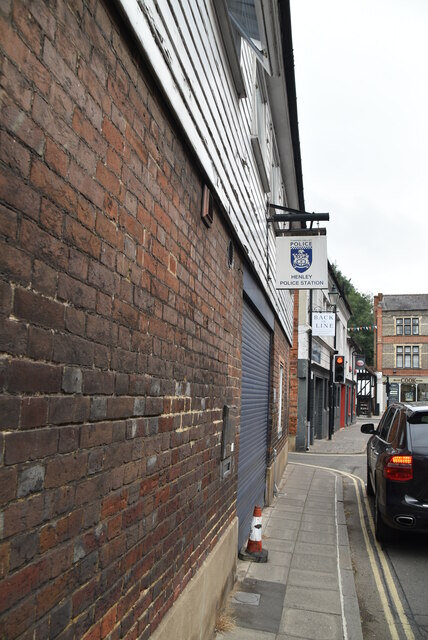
[361,402,428,542]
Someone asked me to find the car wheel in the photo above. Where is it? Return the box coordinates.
[366,462,374,496]
[374,490,392,543]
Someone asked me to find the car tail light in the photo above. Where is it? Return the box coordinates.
[384,455,413,482]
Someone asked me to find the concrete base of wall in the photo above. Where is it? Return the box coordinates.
[150,518,238,640]
[288,435,296,452]
[265,442,289,506]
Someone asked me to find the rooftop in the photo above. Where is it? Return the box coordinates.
[378,294,428,311]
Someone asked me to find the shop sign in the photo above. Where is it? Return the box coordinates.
[312,312,335,336]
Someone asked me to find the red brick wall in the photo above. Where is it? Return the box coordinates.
[0,1,242,637]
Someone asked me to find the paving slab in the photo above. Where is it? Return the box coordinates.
[284,585,342,615]
[288,567,339,591]
[229,578,287,634]
[279,609,343,640]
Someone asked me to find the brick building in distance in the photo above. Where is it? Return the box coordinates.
[0,1,304,639]
[374,293,428,411]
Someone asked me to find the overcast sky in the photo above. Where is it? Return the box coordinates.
[290,0,428,298]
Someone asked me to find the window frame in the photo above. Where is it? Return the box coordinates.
[396,316,419,336]
[251,62,272,192]
[395,344,420,369]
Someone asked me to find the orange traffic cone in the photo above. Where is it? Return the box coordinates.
[246,506,263,553]
[239,506,268,562]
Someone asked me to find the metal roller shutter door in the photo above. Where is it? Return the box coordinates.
[237,300,271,550]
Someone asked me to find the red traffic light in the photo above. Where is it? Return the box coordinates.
[333,355,345,383]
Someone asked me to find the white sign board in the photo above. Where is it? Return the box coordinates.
[312,312,335,336]
[276,235,328,289]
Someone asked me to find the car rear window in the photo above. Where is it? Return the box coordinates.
[408,412,428,449]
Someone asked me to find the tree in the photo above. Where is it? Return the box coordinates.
[331,264,374,365]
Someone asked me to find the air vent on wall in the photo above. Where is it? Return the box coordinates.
[201,185,214,227]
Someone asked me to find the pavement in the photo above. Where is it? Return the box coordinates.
[215,417,381,640]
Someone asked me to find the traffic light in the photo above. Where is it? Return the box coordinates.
[333,355,345,383]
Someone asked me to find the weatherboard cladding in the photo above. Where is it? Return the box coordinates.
[117,0,294,342]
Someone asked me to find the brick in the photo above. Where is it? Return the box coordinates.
[58,273,96,309]
[32,93,79,156]
[21,397,49,429]
[106,397,134,420]
[12,0,43,54]
[0,394,20,429]
[69,160,104,209]
[0,279,12,315]
[95,211,121,247]
[0,129,31,177]
[48,396,90,425]
[64,217,101,260]
[82,423,115,451]
[82,369,115,395]
[43,38,83,103]
[7,359,62,394]
[102,116,124,153]
[0,168,40,219]
[28,325,54,360]
[0,557,42,613]
[0,240,32,285]
[96,160,121,197]
[14,287,65,330]
[4,429,58,465]
[64,307,87,337]
[0,593,36,639]
[33,259,58,297]
[21,217,69,270]
[0,466,17,506]
[50,598,73,638]
[62,366,83,393]
[28,0,56,40]
[31,159,77,213]
[45,137,70,176]
[90,397,107,421]
[58,426,80,454]
[1,97,45,155]
[87,259,117,294]
[17,464,45,498]
[49,80,74,124]
[68,248,89,281]
[44,451,88,488]
[53,333,95,366]
[35,571,75,619]
[0,542,10,580]
[72,107,107,157]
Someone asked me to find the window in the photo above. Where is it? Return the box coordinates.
[396,345,420,368]
[378,407,396,440]
[396,317,419,335]
[214,0,272,98]
[387,410,405,447]
[225,0,270,72]
[251,64,272,192]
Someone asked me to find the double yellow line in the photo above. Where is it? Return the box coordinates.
[291,462,415,640]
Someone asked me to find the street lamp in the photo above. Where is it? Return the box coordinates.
[328,285,340,309]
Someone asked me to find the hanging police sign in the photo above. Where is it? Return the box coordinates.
[276,235,328,289]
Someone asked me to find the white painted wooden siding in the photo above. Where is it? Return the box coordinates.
[116,0,295,340]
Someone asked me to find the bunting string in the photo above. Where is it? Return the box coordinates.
[348,325,377,332]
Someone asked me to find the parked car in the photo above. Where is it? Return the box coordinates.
[361,402,428,542]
